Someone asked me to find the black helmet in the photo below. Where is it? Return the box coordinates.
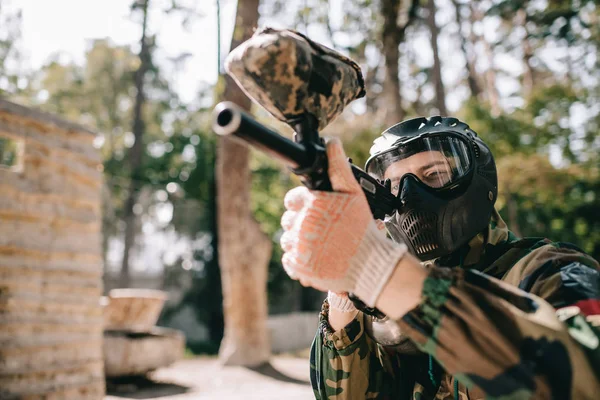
[364,116,498,261]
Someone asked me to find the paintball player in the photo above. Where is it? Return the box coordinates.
[279,117,600,399]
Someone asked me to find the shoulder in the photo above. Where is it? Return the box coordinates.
[501,238,600,309]
[503,238,599,281]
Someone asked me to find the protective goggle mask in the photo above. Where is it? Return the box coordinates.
[365,133,473,195]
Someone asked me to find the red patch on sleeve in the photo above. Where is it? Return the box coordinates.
[573,299,600,316]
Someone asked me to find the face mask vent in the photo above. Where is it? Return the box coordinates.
[472,141,481,158]
[401,211,439,255]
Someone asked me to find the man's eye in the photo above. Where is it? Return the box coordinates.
[422,172,438,181]
[424,170,451,187]
[425,170,449,179]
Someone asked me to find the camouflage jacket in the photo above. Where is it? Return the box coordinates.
[310,211,600,399]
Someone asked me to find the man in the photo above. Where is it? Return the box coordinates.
[279,116,600,399]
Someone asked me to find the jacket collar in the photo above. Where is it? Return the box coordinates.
[432,209,518,270]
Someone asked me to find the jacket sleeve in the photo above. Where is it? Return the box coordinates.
[310,302,418,399]
[398,242,600,399]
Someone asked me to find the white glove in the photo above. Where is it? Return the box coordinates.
[279,139,408,307]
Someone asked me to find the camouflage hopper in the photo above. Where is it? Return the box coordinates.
[225,27,365,130]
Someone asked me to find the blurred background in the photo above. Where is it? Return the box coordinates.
[1,0,599,398]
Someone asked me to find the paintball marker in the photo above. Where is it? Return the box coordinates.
[212,101,400,220]
[211,27,403,319]
[211,27,402,221]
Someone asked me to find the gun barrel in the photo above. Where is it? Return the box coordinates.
[213,101,312,169]
[213,101,400,219]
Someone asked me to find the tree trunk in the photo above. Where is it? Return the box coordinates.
[216,0,221,73]
[451,0,481,99]
[381,0,403,125]
[516,7,535,97]
[364,63,380,113]
[206,175,224,344]
[216,0,272,367]
[426,0,447,116]
[380,0,419,125]
[103,69,122,275]
[120,0,151,288]
[482,38,501,115]
[469,2,500,115]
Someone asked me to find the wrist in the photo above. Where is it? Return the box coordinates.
[327,292,358,332]
[375,252,427,319]
[347,220,408,307]
[320,297,360,336]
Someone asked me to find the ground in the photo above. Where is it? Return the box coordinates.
[105,355,313,399]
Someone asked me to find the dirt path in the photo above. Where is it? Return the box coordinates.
[105,356,314,399]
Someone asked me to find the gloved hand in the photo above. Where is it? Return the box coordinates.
[279,138,408,307]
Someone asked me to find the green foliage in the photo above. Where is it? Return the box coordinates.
[0,136,19,167]
[488,0,596,44]
[342,127,382,168]
[250,151,296,237]
[496,153,600,259]
[459,100,532,158]
[0,0,24,96]
[461,81,600,260]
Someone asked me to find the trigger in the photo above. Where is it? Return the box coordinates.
[384,178,392,190]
